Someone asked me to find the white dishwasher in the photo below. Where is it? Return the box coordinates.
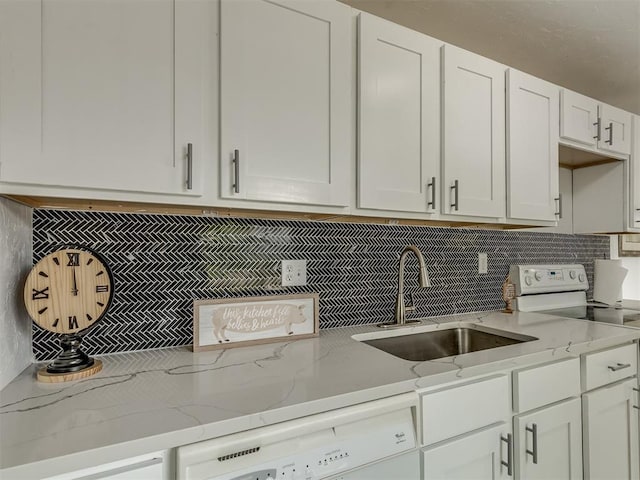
[176,393,420,480]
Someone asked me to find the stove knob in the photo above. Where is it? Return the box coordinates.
[534,271,542,281]
[525,276,532,286]
[578,273,586,283]
[569,270,576,279]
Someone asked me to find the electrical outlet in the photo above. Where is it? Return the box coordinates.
[281,259,307,286]
[478,253,488,274]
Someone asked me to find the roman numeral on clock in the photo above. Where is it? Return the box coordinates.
[67,253,80,266]
[32,287,50,300]
[96,285,109,293]
[68,316,79,330]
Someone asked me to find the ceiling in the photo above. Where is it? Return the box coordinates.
[341,0,640,115]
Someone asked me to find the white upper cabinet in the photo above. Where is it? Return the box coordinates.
[598,104,633,156]
[0,0,207,196]
[357,13,441,214]
[506,69,559,222]
[533,167,573,234]
[442,45,506,218]
[219,0,351,207]
[632,115,640,227]
[560,90,599,149]
[560,89,632,157]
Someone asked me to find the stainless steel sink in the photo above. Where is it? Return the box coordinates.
[360,326,537,361]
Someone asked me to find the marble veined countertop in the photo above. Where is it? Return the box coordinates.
[2,310,640,478]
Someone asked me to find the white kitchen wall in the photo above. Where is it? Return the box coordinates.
[0,197,32,390]
[610,235,640,301]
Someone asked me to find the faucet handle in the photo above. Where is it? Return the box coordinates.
[406,292,417,313]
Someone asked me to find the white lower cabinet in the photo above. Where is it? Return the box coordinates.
[512,359,582,480]
[420,358,586,480]
[514,398,583,479]
[423,423,511,480]
[582,378,640,480]
[420,375,511,480]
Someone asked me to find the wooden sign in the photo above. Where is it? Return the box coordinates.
[193,293,319,352]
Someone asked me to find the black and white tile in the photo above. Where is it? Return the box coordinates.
[32,209,610,360]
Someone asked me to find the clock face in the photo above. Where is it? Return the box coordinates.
[24,248,114,334]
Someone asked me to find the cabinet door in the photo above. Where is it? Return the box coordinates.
[358,13,440,213]
[560,89,599,148]
[598,104,632,156]
[423,423,511,480]
[442,45,505,218]
[583,378,640,480]
[220,0,351,207]
[515,397,582,480]
[506,70,559,222]
[533,167,573,233]
[0,0,205,196]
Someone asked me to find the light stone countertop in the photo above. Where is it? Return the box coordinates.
[1,310,640,478]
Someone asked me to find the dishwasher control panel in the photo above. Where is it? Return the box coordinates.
[176,394,418,480]
[510,264,588,296]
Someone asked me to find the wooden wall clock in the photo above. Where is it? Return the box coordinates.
[23,247,114,382]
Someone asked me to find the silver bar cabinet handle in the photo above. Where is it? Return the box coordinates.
[634,387,639,410]
[605,122,613,145]
[186,143,193,190]
[608,362,631,372]
[526,424,538,464]
[451,179,459,211]
[427,176,436,210]
[501,433,514,476]
[554,196,562,218]
[593,118,601,140]
[232,149,240,194]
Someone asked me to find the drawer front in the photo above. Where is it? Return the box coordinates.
[513,358,580,412]
[582,343,638,391]
[420,374,509,446]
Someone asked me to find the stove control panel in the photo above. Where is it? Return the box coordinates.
[510,264,588,296]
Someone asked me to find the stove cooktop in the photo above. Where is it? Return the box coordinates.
[538,305,640,328]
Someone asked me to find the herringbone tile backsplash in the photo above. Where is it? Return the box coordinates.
[32,209,609,360]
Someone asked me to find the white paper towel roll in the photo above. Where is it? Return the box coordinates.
[593,259,628,306]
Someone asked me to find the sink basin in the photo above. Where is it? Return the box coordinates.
[359,326,537,361]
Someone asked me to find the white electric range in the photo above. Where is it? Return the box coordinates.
[509,264,640,328]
